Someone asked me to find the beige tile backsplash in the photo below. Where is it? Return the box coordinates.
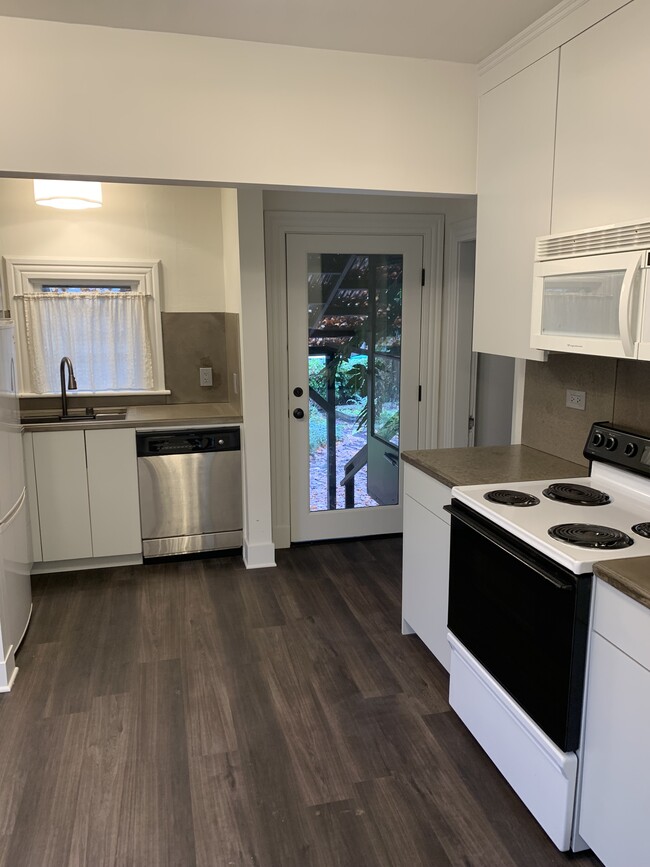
[161,312,241,407]
[522,354,650,466]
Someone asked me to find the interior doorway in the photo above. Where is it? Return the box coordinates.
[450,232,515,448]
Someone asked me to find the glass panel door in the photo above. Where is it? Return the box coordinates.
[287,234,422,543]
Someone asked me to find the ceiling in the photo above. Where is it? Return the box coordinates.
[0,0,561,63]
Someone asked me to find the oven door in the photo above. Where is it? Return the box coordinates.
[446,500,592,752]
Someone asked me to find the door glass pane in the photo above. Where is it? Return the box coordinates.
[541,270,624,338]
[372,356,400,446]
[306,252,403,512]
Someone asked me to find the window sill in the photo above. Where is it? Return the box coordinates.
[19,389,172,398]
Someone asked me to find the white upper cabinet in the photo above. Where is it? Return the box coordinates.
[553,0,650,233]
[473,50,559,360]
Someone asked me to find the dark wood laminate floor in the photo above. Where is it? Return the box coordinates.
[0,538,603,867]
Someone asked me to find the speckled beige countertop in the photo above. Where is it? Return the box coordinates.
[593,558,650,610]
[401,444,588,488]
[21,402,242,432]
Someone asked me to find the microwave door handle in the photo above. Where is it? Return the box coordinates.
[619,255,642,356]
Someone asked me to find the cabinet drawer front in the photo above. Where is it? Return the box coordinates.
[593,578,650,671]
[403,464,451,521]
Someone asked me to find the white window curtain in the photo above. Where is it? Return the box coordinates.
[22,293,154,393]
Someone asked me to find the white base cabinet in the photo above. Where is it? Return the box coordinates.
[402,463,451,671]
[85,428,141,559]
[579,579,650,867]
[27,428,141,565]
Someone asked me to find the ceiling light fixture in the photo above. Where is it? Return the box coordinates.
[33,179,103,210]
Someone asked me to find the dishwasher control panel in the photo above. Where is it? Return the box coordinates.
[136,427,240,456]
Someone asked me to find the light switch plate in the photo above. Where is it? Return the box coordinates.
[199,367,213,387]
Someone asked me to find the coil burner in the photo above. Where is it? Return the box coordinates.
[543,483,611,506]
[483,490,540,507]
[632,522,650,539]
[548,523,633,549]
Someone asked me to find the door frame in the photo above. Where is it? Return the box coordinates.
[265,211,444,549]
[439,217,477,447]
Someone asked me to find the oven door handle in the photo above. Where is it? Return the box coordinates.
[444,502,574,591]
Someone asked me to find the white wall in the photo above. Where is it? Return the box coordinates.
[0,179,225,311]
[221,189,242,316]
[225,190,275,568]
[0,16,477,196]
[263,190,476,221]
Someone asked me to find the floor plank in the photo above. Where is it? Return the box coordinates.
[0,538,603,866]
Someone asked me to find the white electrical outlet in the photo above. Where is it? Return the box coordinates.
[566,389,586,410]
[199,367,213,387]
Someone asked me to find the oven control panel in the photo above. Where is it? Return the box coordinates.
[584,422,650,476]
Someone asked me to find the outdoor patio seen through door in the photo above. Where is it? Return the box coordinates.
[287,234,422,542]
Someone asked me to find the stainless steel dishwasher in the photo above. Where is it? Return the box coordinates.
[136,427,242,557]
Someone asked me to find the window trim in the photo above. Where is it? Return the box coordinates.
[3,257,167,396]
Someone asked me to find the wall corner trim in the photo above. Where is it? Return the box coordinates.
[243,539,276,570]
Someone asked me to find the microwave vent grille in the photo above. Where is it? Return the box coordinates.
[536,221,650,260]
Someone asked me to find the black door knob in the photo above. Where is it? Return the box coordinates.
[293,408,305,419]
[293,386,303,397]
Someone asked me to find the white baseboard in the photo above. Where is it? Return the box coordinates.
[243,538,276,569]
[32,553,143,574]
[402,617,416,635]
[0,648,18,692]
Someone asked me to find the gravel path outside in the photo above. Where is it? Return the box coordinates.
[309,420,380,511]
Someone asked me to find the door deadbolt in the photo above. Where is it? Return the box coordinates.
[293,386,303,397]
[293,408,305,419]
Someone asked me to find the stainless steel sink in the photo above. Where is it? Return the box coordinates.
[21,409,127,425]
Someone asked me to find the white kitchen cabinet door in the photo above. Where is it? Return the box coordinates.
[402,466,451,671]
[22,432,42,563]
[579,630,650,867]
[553,0,650,232]
[473,50,558,360]
[32,430,92,562]
[85,428,141,558]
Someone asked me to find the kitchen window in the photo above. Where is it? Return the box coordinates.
[3,258,166,396]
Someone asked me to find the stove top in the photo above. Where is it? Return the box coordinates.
[451,423,650,572]
[452,468,650,572]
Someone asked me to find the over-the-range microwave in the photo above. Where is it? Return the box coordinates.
[531,220,650,359]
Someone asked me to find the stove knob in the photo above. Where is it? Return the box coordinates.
[592,432,605,447]
[624,442,638,458]
[605,435,618,451]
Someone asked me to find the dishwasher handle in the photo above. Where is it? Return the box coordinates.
[136,426,240,457]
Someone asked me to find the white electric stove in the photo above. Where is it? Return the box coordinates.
[451,463,650,573]
[445,422,650,853]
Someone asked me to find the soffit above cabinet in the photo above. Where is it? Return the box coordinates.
[479,0,630,95]
[0,0,559,63]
